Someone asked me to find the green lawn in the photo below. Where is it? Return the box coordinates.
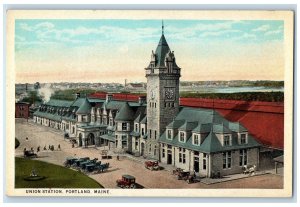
[15,157,103,188]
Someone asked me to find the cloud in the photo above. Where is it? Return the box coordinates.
[252,24,271,32]
[264,29,283,36]
[200,29,243,38]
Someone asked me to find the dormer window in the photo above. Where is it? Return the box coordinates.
[135,123,138,132]
[167,129,172,140]
[122,123,127,131]
[223,135,231,146]
[193,134,200,146]
[179,131,185,143]
[240,133,247,144]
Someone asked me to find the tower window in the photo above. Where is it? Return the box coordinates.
[155,103,156,108]
[155,130,157,139]
[150,129,152,138]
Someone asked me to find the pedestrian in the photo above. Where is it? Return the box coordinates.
[37,146,40,153]
[48,145,51,150]
[30,147,34,152]
[117,155,119,161]
[25,137,28,141]
[72,143,74,148]
[58,144,61,150]
[43,145,47,150]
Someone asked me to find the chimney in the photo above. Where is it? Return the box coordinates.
[139,96,146,105]
[106,94,113,103]
[76,92,80,99]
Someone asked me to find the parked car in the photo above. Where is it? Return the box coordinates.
[177,171,196,184]
[144,160,159,171]
[63,157,78,167]
[116,175,136,188]
[172,167,183,175]
[24,150,37,158]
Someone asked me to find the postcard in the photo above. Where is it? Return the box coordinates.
[6,10,294,197]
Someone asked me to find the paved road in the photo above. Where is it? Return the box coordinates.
[15,119,283,189]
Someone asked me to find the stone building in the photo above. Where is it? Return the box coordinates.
[33,23,261,178]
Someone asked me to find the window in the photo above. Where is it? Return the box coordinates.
[224,135,230,146]
[179,148,185,163]
[149,144,152,154]
[165,103,167,108]
[179,132,185,142]
[122,136,127,148]
[122,123,127,131]
[162,148,165,158]
[239,149,248,166]
[241,134,247,144]
[141,128,145,136]
[167,130,172,139]
[154,103,156,108]
[155,130,157,140]
[193,134,200,145]
[135,141,138,150]
[150,129,152,138]
[135,124,138,132]
[203,153,207,170]
[109,118,113,126]
[223,151,232,169]
[171,103,174,107]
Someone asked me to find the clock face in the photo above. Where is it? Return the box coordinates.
[151,90,155,99]
[165,88,175,100]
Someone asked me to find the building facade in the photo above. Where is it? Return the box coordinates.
[33,24,261,178]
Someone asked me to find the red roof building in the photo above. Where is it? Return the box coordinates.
[88,92,284,149]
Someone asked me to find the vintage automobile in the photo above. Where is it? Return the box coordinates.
[24,150,38,158]
[144,160,159,171]
[72,157,90,168]
[172,167,183,175]
[64,157,78,168]
[79,158,98,170]
[177,171,197,183]
[116,175,136,188]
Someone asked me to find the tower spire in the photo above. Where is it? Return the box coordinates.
[162,20,164,35]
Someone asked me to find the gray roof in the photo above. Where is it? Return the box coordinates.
[166,120,185,129]
[46,99,73,107]
[212,123,232,134]
[115,102,135,121]
[159,130,261,153]
[228,122,248,132]
[141,116,147,124]
[192,123,212,133]
[155,34,170,67]
[159,107,261,153]
[178,121,198,131]
[76,98,92,114]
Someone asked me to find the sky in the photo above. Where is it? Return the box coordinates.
[15,19,284,83]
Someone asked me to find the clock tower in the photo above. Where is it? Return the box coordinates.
[145,22,181,159]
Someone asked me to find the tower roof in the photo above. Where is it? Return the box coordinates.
[155,34,171,67]
[76,98,92,114]
[115,102,135,121]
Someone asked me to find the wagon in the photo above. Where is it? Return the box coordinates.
[116,175,136,189]
[24,150,37,158]
[144,160,159,171]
